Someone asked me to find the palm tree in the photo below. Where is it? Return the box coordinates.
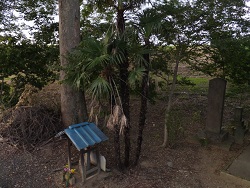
[87,0,150,167]
[65,29,132,169]
[65,0,154,168]
[129,8,163,165]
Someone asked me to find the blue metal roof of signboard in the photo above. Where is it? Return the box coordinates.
[64,122,108,151]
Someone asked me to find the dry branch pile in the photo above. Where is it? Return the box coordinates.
[0,83,62,150]
[0,106,62,150]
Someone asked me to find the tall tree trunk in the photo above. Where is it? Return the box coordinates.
[114,125,122,169]
[117,8,130,167]
[110,80,122,169]
[0,76,3,104]
[59,0,88,127]
[134,40,150,165]
[162,58,180,147]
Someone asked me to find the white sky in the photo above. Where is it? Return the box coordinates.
[17,0,250,39]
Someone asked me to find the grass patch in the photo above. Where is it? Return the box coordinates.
[187,77,209,86]
[226,83,250,97]
[155,75,250,99]
[175,76,209,94]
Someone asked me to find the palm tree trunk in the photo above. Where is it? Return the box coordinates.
[134,59,149,165]
[134,42,150,165]
[117,8,130,167]
[121,63,130,167]
[114,125,123,169]
[110,81,122,169]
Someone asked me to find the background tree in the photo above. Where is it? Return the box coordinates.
[155,0,199,147]
[16,0,58,43]
[0,36,58,107]
[58,0,88,127]
[0,0,60,108]
[0,0,20,35]
[188,0,250,81]
[154,0,250,146]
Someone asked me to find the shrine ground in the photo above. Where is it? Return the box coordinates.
[1,86,250,188]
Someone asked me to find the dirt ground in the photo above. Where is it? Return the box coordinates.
[0,93,250,188]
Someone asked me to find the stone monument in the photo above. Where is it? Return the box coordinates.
[205,78,227,134]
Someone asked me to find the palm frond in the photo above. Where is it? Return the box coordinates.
[113,105,122,125]
[89,106,94,122]
[88,76,111,100]
[84,40,104,57]
[75,71,90,89]
[110,50,126,65]
[63,58,90,90]
[95,115,99,126]
[128,67,146,88]
[107,114,115,131]
[86,54,110,70]
[108,37,128,65]
[119,114,128,135]
[138,8,164,37]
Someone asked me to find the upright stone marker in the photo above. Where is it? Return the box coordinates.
[233,107,245,144]
[205,78,227,134]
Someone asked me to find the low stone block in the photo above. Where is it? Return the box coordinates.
[234,127,245,144]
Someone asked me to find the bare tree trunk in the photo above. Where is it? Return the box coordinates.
[162,58,180,147]
[59,0,88,127]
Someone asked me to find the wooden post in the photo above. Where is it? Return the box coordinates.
[96,146,101,174]
[80,149,86,183]
[67,138,71,169]
[87,148,91,170]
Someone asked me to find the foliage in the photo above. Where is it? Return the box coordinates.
[192,35,250,85]
[16,0,58,43]
[0,0,59,108]
[0,0,58,43]
[213,36,250,84]
[0,36,59,107]
[187,0,250,84]
[0,1,19,35]
[65,34,123,99]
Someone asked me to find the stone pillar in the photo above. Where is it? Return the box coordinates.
[205,78,227,134]
[233,107,245,144]
[234,107,243,123]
